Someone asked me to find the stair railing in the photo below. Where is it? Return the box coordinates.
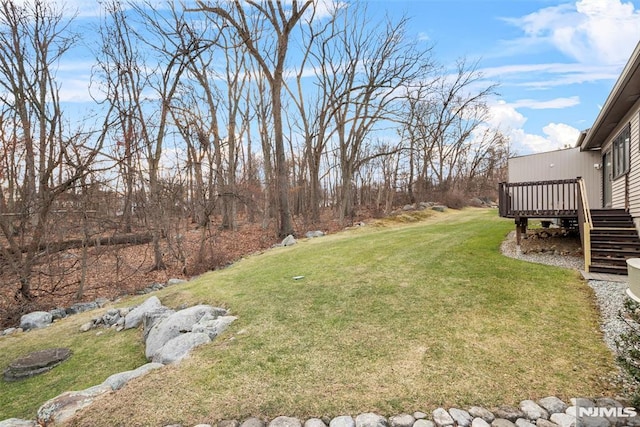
[577,177,592,272]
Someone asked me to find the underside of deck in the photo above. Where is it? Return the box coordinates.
[499,179,640,275]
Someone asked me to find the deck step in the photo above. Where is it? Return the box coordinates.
[589,264,629,275]
[588,208,639,273]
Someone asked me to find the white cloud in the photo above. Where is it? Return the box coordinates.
[479,62,620,88]
[504,0,640,65]
[510,96,580,110]
[488,101,581,154]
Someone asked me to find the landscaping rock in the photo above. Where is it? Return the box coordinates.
[330,416,355,427]
[594,398,622,408]
[413,421,435,427]
[389,414,415,427]
[355,413,388,427]
[538,397,568,415]
[491,420,515,427]
[218,421,240,427]
[432,408,454,427]
[241,418,266,427]
[66,302,98,315]
[449,408,473,427]
[49,308,67,320]
[493,406,524,423]
[2,328,17,336]
[413,413,428,420]
[570,398,595,408]
[549,413,575,427]
[519,400,549,420]
[468,407,495,423]
[304,419,327,427]
[167,278,188,286]
[269,417,302,427]
[19,311,52,331]
[574,416,609,427]
[145,305,215,359]
[282,235,296,246]
[514,419,535,427]
[0,419,36,427]
[432,205,447,212]
[36,384,112,425]
[535,420,559,427]
[471,419,490,427]
[101,362,163,390]
[124,296,163,329]
[101,309,121,326]
[95,297,109,307]
[151,332,211,364]
[142,307,175,340]
[79,321,95,332]
[191,313,236,339]
[3,348,72,381]
[305,231,325,238]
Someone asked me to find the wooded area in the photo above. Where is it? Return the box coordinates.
[0,0,507,320]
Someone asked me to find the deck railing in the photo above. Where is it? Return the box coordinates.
[577,177,592,272]
[498,179,580,218]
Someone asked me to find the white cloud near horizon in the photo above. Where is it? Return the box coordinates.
[488,101,581,154]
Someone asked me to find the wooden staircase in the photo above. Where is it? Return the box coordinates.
[589,209,640,275]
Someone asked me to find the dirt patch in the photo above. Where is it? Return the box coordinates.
[519,227,582,256]
[0,212,353,329]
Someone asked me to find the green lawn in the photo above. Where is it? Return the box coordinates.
[0,209,619,426]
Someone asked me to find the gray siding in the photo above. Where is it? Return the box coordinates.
[602,97,640,228]
[508,147,601,208]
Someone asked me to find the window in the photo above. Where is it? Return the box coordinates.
[613,124,630,179]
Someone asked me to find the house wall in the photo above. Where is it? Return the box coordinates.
[602,98,640,228]
[508,147,601,208]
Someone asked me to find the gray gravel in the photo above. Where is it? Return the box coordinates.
[500,231,584,270]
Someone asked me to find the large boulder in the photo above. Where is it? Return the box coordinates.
[151,332,211,364]
[145,305,217,359]
[0,419,36,427]
[282,235,296,246]
[124,296,163,330]
[19,311,53,331]
[192,314,236,339]
[36,384,112,426]
[65,302,98,315]
[101,362,164,390]
[305,231,325,238]
[3,348,72,382]
[141,307,175,340]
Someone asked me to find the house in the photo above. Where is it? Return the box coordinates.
[499,40,640,275]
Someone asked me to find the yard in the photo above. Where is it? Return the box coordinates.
[0,209,620,426]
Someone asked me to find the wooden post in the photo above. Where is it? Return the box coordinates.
[515,217,528,245]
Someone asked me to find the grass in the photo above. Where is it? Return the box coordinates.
[0,209,619,426]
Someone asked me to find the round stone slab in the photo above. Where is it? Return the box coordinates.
[3,348,72,382]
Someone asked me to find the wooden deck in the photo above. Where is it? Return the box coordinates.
[499,179,640,275]
[498,179,580,219]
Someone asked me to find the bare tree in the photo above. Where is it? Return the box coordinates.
[0,0,103,300]
[195,0,313,238]
[95,0,205,270]
[322,5,433,222]
[419,59,498,195]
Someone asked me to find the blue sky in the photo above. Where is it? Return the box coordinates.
[49,0,640,156]
[382,0,640,155]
